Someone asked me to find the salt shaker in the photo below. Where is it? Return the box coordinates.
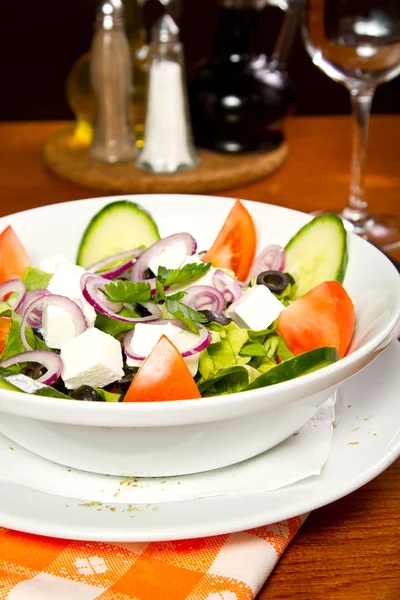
[136,14,199,174]
[90,0,136,164]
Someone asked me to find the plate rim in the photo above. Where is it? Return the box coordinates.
[0,341,399,542]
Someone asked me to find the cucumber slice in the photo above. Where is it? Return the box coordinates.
[244,347,338,391]
[0,377,20,393]
[285,214,348,298]
[0,367,71,399]
[76,200,160,268]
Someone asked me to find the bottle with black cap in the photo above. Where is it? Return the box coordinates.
[188,0,298,155]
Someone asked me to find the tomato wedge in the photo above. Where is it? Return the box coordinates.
[0,226,30,284]
[277,281,355,359]
[202,199,256,282]
[0,316,11,355]
[123,335,202,402]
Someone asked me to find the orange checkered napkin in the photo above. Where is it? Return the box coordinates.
[0,516,306,599]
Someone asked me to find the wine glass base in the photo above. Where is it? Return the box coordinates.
[362,214,400,254]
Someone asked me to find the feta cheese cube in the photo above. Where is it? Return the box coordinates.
[128,322,179,358]
[148,241,188,276]
[171,328,200,377]
[46,262,96,327]
[38,254,74,274]
[126,322,199,376]
[61,328,124,390]
[225,285,285,331]
[42,305,79,350]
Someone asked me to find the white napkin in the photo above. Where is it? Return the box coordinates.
[0,396,335,505]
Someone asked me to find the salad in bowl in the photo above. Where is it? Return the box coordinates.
[0,199,354,403]
[0,194,397,477]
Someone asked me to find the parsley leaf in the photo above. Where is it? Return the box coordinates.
[153,279,166,303]
[167,291,186,302]
[22,267,51,292]
[104,280,151,304]
[158,262,211,287]
[165,298,208,333]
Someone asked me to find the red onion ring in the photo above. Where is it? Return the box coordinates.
[17,289,51,327]
[123,320,211,360]
[80,274,123,313]
[0,279,26,311]
[131,233,197,282]
[250,245,286,277]
[21,295,87,351]
[212,270,242,303]
[0,350,62,386]
[138,301,163,318]
[82,276,161,323]
[181,285,225,313]
[87,248,142,279]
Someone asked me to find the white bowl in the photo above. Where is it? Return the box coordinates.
[0,195,398,477]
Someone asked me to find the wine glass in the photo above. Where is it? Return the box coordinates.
[302,0,400,252]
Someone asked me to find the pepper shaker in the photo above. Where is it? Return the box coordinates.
[90,0,136,163]
[136,14,198,174]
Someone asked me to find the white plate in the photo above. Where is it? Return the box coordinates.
[0,341,399,542]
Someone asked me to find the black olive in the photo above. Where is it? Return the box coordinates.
[71,385,104,402]
[256,270,295,294]
[200,310,232,326]
[52,377,69,395]
[104,370,138,395]
[143,268,155,279]
[112,374,135,392]
[22,364,46,380]
[135,304,153,317]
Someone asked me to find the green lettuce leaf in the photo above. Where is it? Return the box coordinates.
[198,364,260,396]
[239,341,267,357]
[198,322,250,380]
[276,337,294,362]
[0,301,12,315]
[0,312,48,361]
[0,266,51,314]
[198,365,250,396]
[94,387,121,403]
[95,307,140,337]
[249,334,280,373]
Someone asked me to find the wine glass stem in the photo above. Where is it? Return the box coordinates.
[342,87,374,234]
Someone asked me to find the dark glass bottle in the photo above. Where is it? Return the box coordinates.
[187,0,293,154]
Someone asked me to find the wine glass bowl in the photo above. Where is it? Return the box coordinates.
[301,0,400,252]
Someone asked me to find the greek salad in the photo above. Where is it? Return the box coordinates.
[0,200,355,402]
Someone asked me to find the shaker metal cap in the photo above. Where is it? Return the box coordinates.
[151,14,180,44]
[96,0,124,30]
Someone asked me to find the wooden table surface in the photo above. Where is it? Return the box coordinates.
[0,116,399,599]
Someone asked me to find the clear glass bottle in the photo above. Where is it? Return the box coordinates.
[136,14,198,173]
[66,0,148,148]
